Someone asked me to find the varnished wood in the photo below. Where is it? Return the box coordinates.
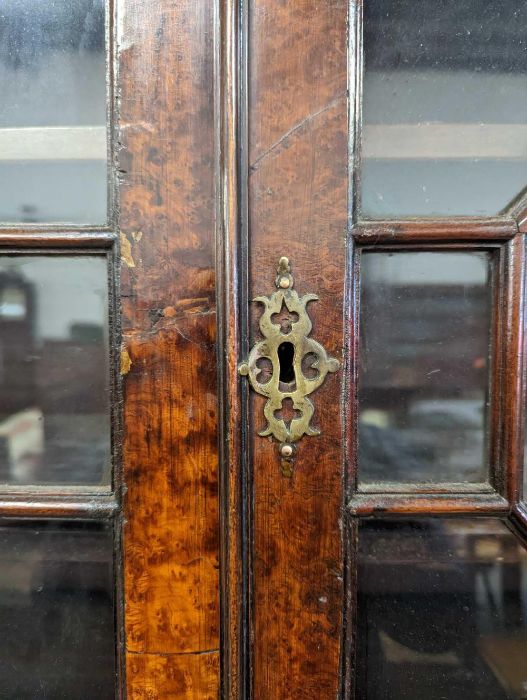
[489,241,508,494]
[0,493,118,519]
[217,6,527,699]
[357,482,496,495]
[498,237,526,502]
[217,0,251,697]
[248,1,348,697]
[11,0,527,697]
[348,492,510,517]
[118,0,219,696]
[127,650,220,700]
[0,230,116,247]
[353,218,517,242]
[504,186,527,231]
[517,211,527,233]
[512,502,527,537]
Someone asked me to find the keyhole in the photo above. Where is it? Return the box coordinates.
[278,342,295,385]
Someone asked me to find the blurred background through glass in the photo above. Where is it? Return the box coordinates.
[0,256,111,486]
[0,0,107,223]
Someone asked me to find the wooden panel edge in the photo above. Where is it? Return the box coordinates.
[348,492,510,517]
[501,236,526,502]
[353,218,517,243]
[217,0,251,697]
[0,230,116,248]
[509,503,527,542]
[0,493,118,519]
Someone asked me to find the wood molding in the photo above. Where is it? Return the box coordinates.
[353,218,518,243]
[348,492,510,517]
[217,0,252,697]
[0,230,116,247]
[499,237,526,502]
[0,493,118,519]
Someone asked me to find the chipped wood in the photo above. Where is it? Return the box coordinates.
[120,231,136,268]
[120,347,132,376]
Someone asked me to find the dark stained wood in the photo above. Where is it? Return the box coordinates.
[217,0,251,697]
[0,230,116,247]
[505,188,527,232]
[247,1,348,697]
[0,493,118,518]
[348,492,510,517]
[222,1,527,697]
[499,237,526,503]
[489,241,508,494]
[517,212,527,233]
[512,502,527,537]
[354,218,517,242]
[357,483,498,495]
[117,0,219,695]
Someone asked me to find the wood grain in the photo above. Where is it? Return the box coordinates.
[0,494,118,519]
[348,493,510,517]
[0,230,115,247]
[117,0,219,695]
[217,0,251,697]
[248,1,348,697]
[353,218,517,242]
[127,651,219,700]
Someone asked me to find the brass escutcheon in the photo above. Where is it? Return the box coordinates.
[238,257,340,475]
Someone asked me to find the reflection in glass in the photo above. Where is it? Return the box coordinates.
[0,0,107,223]
[358,252,491,484]
[361,0,527,217]
[0,257,110,486]
[357,518,527,699]
[0,520,115,698]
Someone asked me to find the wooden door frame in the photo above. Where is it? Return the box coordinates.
[118,0,220,695]
[217,1,527,699]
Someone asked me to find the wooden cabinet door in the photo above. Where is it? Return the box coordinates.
[216,1,527,699]
[116,0,527,697]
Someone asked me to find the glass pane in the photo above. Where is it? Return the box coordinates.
[0,256,111,486]
[361,0,527,217]
[358,252,491,484]
[0,520,115,698]
[0,0,107,223]
[357,518,527,699]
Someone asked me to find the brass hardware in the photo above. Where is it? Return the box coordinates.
[238,257,339,473]
[280,444,293,458]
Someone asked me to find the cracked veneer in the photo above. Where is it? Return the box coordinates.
[249,93,347,172]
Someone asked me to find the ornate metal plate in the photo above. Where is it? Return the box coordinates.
[239,257,339,475]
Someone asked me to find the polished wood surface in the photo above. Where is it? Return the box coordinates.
[216,0,251,696]
[118,0,219,695]
[0,0,523,697]
[354,218,517,243]
[349,493,509,517]
[218,1,527,698]
[0,230,116,247]
[248,1,348,697]
[115,0,527,696]
[127,651,219,700]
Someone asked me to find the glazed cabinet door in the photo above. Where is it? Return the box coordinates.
[0,0,221,697]
[219,1,527,699]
